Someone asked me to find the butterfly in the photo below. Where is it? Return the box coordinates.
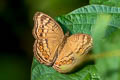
[32,12,93,73]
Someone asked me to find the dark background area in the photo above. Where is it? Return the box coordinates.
[0,0,89,80]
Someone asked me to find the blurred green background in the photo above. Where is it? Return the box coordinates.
[0,0,89,80]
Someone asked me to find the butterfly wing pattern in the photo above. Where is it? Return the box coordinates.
[33,12,64,66]
[33,12,93,73]
[53,34,93,73]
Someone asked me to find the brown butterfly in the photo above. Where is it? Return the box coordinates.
[32,12,93,73]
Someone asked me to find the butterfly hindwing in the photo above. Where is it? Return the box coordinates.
[53,34,93,73]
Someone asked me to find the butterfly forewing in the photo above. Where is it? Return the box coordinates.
[33,12,64,66]
[53,34,93,73]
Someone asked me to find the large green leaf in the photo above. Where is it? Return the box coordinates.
[90,0,120,7]
[31,5,120,80]
[32,57,99,80]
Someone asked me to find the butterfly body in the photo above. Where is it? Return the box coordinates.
[33,12,93,73]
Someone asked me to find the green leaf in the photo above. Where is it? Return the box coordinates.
[90,0,120,7]
[56,5,120,36]
[31,5,120,80]
[31,57,100,80]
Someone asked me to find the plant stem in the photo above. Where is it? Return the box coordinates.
[84,50,120,62]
